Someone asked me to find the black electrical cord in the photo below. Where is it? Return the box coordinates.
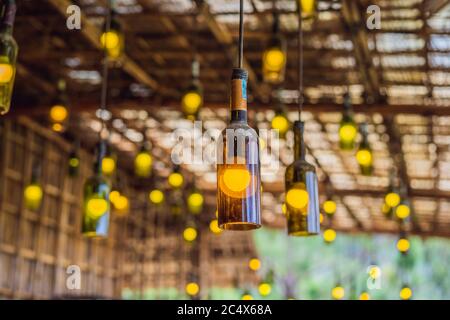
[100,1,112,130]
[297,1,304,121]
[238,0,244,68]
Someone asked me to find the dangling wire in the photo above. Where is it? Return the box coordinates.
[238,0,244,68]
[99,0,112,139]
[297,1,304,121]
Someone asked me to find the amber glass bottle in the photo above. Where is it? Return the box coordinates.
[217,68,261,230]
[285,121,320,236]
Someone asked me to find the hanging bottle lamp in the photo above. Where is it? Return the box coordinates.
[356,122,373,175]
[168,165,184,189]
[134,140,153,178]
[399,285,412,300]
[100,5,124,61]
[339,93,357,150]
[209,219,222,235]
[331,284,345,300]
[101,142,116,176]
[323,198,337,217]
[183,224,198,243]
[271,90,290,139]
[217,0,262,231]
[24,163,43,211]
[284,3,320,237]
[262,6,286,85]
[149,188,164,205]
[182,57,203,120]
[82,141,111,237]
[300,0,316,18]
[0,0,17,115]
[323,228,337,244]
[396,234,410,255]
[187,189,204,215]
[68,142,80,177]
[49,79,69,133]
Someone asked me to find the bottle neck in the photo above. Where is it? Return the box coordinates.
[230,68,248,123]
[293,123,306,161]
[1,2,16,34]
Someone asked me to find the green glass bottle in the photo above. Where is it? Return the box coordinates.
[0,0,17,115]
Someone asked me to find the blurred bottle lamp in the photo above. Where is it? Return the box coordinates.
[285,121,320,236]
[183,226,197,242]
[168,167,184,189]
[241,293,253,300]
[24,164,43,211]
[323,199,337,216]
[113,193,129,216]
[185,282,200,297]
[82,141,110,238]
[49,79,69,133]
[182,59,203,119]
[68,149,80,177]
[385,191,401,208]
[395,202,410,220]
[100,8,124,60]
[187,190,204,214]
[149,189,164,205]
[0,0,17,115]
[258,282,272,297]
[248,258,261,271]
[101,144,116,176]
[359,292,370,300]
[399,285,412,300]
[396,237,410,254]
[262,10,286,84]
[134,145,152,178]
[323,228,336,244]
[300,0,316,17]
[339,93,357,150]
[271,108,290,138]
[209,219,222,235]
[331,285,345,300]
[356,123,373,175]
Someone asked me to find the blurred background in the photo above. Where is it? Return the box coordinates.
[0,0,449,300]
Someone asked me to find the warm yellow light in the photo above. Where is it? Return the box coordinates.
[382,203,391,215]
[385,192,400,207]
[319,213,324,224]
[168,172,184,188]
[188,192,204,209]
[24,184,43,210]
[323,200,337,215]
[331,286,345,300]
[395,204,410,219]
[209,219,222,235]
[0,62,13,83]
[271,114,289,136]
[281,203,287,215]
[242,294,253,300]
[52,123,63,132]
[183,227,197,242]
[114,195,129,211]
[182,91,202,115]
[259,137,266,150]
[339,123,357,144]
[219,166,251,198]
[102,157,116,176]
[149,189,164,205]
[100,31,120,50]
[135,152,152,177]
[258,283,271,297]
[323,229,336,244]
[359,292,370,300]
[369,266,381,279]
[397,238,410,253]
[185,282,200,296]
[86,197,108,219]
[69,157,79,168]
[286,188,309,210]
[400,287,412,300]
[50,105,68,122]
[109,190,121,204]
[300,0,316,15]
[356,149,372,167]
[264,47,285,71]
[248,258,261,271]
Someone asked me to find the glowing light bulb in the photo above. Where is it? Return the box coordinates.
[323,229,336,244]
[86,197,108,219]
[258,283,271,297]
[281,203,287,215]
[185,282,199,296]
[0,62,13,83]
[50,105,68,123]
[385,192,400,208]
[323,200,337,215]
[102,157,116,176]
[286,188,309,210]
[369,266,381,279]
[149,189,164,205]
[219,166,252,198]
[24,184,43,210]
[183,227,197,242]
[264,48,285,70]
[168,172,183,188]
[209,219,222,235]
[188,192,204,213]
[182,91,202,116]
[397,238,410,253]
[356,149,372,167]
[339,123,357,147]
[300,0,316,15]
[359,292,370,300]
[242,294,253,300]
[331,286,345,300]
[135,151,152,177]
[271,114,289,136]
[69,157,79,169]
[400,287,412,300]
[248,258,261,271]
[382,203,391,215]
[320,213,324,224]
[109,190,121,204]
[100,31,120,50]
[52,123,63,132]
[395,204,410,219]
[114,195,129,212]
